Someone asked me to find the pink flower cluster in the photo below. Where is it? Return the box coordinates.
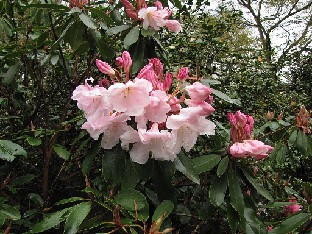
[284,197,302,216]
[69,0,88,9]
[72,51,215,164]
[122,0,182,33]
[228,111,273,160]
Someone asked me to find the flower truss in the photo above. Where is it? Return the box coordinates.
[122,0,182,33]
[72,51,215,164]
[227,111,273,160]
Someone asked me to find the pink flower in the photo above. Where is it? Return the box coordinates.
[144,90,171,123]
[107,78,153,116]
[129,123,176,164]
[122,0,138,20]
[69,0,88,9]
[163,72,172,91]
[177,67,188,81]
[116,57,123,67]
[266,226,273,231]
[168,96,181,113]
[122,51,132,73]
[138,7,169,30]
[166,20,182,34]
[137,63,154,79]
[184,99,215,116]
[96,59,115,76]
[167,107,215,153]
[72,81,109,116]
[284,197,302,216]
[227,111,254,142]
[185,82,212,102]
[149,58,163,79]
[120,127,140,150]
[229,140,273,160]
[154,0,163,10]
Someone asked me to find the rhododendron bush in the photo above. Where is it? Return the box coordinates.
[1,0,312,233]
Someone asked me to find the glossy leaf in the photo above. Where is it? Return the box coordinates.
[212,89,241,105]
[79,13,97,29]
[271,213,311,234]
[124,26,140,49]
[82,141,100,175]
[0,140,27,162]
[0,204,21,221]
[175,152,200,184]
[106,25,130,35]
[53,145,70,160]
[64,202,91,234]
[228,168,244,217]
[209,173,228,206]
[296,130,307,154]
[26,136,42,146]
[192,154,221,174]
[152,200,174,221]
[115,189,148,211]
[217,157,229,176]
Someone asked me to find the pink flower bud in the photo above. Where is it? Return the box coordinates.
[177,67,188,81]
[116,57,123,67]
[122,51,132,72]
[137,63,153,79]
[122,0,138,20]
[227,113,236,126]
[266,226,273,231]
[70,0,88,9]
[163,72,172,91]
[235,111,247,127]
[154,0,163,9]
[165,20,182,33]
[96,59,115,76]
[149,58,163,79]
[136,0,147,10]
[284,197,302,216]
[98,78,111,89]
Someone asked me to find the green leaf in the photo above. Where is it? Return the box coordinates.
[101,146,127,185]
[228,168,244,217]
[121,159,140,190]
[217,157,229,176]
[82,141,100,175]
[130,39,145,74]
[106,25,130,35]
[3,63,19,84]
[201,79,221,85]
[79,13,97,29]
[0,204,21,221]
[0,140,27,162]
[152,200,174,221]
[124,26,140,49]
[209,173,228,206]
[226,203,239,233]
[271,213,311,234]
[26,136,42,146]
[212,89,241,105]
[192,154,221,174]
[30,208,72,233]
[55,197,86,206]
[141,28,155,37]
[64,202,91,234]
[115,189,148,211]
[242,169,274,202]
[53,145,70,160]
[276,144,287,165]
[10,174,35,186]
[175,152,200,184]
[296,130,308,154]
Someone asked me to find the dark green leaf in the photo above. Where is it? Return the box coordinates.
[192,154,221,174]
[226,203,239,233]
[79,13,97,29]
[124,26,140,49]
[55,197,86,206]
[152,200,174,221]
[64,202,91,234]
[115,189,148,211]
[0,140,27,161]
[175,152,200,184]
[276,144,287,165]
[82,141,100,175]
[209,173,228,206]
[26,136,42,146]
[11,174,35,186]
[271,213,310,234]
[106,25,130,35]
[296,130,308,154]
[289,129,297,147]
[242,169,274,201]
[0,204,21,221]
[217,157,229,176]
[121,160,140,190]
[53,145,70,160]
[3,63,19,84]
[228,168,244,217]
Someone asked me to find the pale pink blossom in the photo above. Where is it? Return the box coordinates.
[185,82,213,102]
[167,107,216,153]
[120,127,140,150]
[130,124,175,164]
[144,90,171,123]
[71,82,109,116]
[168,96,181,113]
[284,197,302,216]
[96,59,115,76]
[166,20,182,34]
[185,99,215,116]
[229,140,273,160]
[154,0,163,10]
[107,78,153,116]
[101,122,129,149]
[177,67,188,81]
[138,7,169,30]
